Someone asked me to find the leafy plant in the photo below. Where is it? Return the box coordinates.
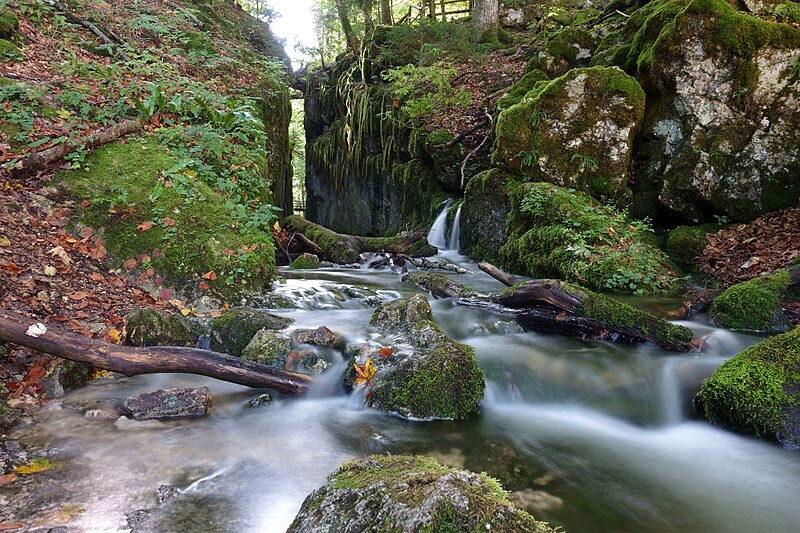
[529,109,548,127]
[571,153,598,172]
[381,61,472,119]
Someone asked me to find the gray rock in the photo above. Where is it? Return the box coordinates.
[157,484,180,504]
[288,455,556,533]
[124,308,195,347]
[292,326,337,346]
[0,439,28,474]
[208,308,293,357]
[241,329,291,367]
[119,387,212,420]
[247,394,274,408]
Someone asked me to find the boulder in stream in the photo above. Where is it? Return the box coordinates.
[124,308,195,347]
[208,307,293,357]
[119,387,212,420]
[293,326,338,346]
[696,326,800,449]
[290,253,321,269]
[709,271,793,333]
[288,455,557,533]
[241,329,292,367]
[360,294,485,419]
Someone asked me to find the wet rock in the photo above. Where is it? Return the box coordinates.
[41,360,91,398]
[464,440,539,490]
[84,409,118,420]
[288,455,556,533]
[0,439,28,474]
[208,307,293,357]
[124,307,195,347]
[461,169,512,259]
[494,66,644,202]
[290,252,320,269]
[127,509,153,528]
[246,393,274,408]
[696,326,800,449]
[292,326,337,346]
[1,383,21,433]
[114,417,165,431]
[301,352,331,374]
[510,488,564,513]
[119,387,212,420]
[240,329,291,367]
[710,271,792,333]
[359,295,485,420]
[402,272,474,299]
[157,484,180,504]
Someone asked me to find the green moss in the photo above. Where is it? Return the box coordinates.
[208,308,293,357]
[499,182,680,294]
[54,135,276,298]
[402,273,474,298]
[124,308,195,347]
[526,26,597,76]
[0,10,19,38]
[710,272,792,332]
[290,253,320,269]
[283,215,360,263]
[666,223,722,270]
[0,38,20,62]
[180,30,216,54]
[497,69,550,111]
[698,326,800,443]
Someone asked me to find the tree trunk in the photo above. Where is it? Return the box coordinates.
[363,0,374,33]
[0,310,312,394]
[472,0,499,43]
[335,0,358,54]
[381,0,392,24]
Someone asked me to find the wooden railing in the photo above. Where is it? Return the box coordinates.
[393,0,472,25]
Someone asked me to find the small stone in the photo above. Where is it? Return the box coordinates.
[510,488,564,513]
[84,409,118,420]
[126,509,152,528]
[247,393,274,408]
[157,484,180,503]
[36,291,50,302]
[293,326,337,346]
[119,387,212,420]
[43,265,57,276]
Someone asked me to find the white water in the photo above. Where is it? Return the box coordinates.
[448,204,462,251]
[427,200,452,250]
[8,252,800,533]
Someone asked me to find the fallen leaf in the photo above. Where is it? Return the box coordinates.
[354,358,376,387]
[80,199,92,208]
[163,217,176,227]
[123,259,138,270]
[27,365,46,381]
[198,281,209,291]
[0,522,25,531]
[202,271,217,280]
[47,246,73,265]
[91,369,109,379]
[15,457,63,475]
[89,272,105,282]
[107,329,122,344]
[67,291,89,301]
[4,262,22,273]
[0,473,16,487]
[90,245,107,260]
[79,226,94,239]
[378,347,393,357]
[0,236,10,247]
[137,221,154,232]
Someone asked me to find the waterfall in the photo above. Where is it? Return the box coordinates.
[427,200,452,250]
[449,205,462,251]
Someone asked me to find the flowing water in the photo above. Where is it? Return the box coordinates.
[8,220,800,532]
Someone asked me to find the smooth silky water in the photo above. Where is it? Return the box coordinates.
[10,246,800,532]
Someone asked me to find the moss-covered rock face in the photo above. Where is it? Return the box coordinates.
[288,455,557,533]
[526,26,600,78]
[665,223,722,271]
[124,308,195,347]
[494,66,645,202]
[497,69,550,111]
[289,253,320,269]
[0,9,19,38]
[710,272,792,333]
[697,326,800,448]
[362,294,485,419]
[240,329,291,367]
[55,136,277,300]
[0,38,19,61]
[500,182,680,294]
[208,308,293,357]
[595,0,800,222]
[460,169,514,261]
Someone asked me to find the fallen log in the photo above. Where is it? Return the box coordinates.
[478,261,519,287]
[18,119,143,174]
[283,215,433,264]
[0,310,312,394]
[401,255,473,274]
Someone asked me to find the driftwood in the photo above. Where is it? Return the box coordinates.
[401,255,472,274]
[478,261,519,287]
[19,119,143,173]
[0,310,312,394]
[283,215,432,264]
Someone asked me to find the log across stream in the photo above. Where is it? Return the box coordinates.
[4,253,799,533]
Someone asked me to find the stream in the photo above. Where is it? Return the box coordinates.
[6,215,800,532]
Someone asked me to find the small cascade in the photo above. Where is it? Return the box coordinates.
[427,200,452,250]
[448,205,462,251]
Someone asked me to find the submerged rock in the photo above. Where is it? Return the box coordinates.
[697,326,800,449]
[119,387,212,420]
[247,393,274,408]
[360,295,485,419]
[709,271,793,333]
[208,307,293,357]
[288,455,556,533]
[125,307,195,347]
[665,223,723,271]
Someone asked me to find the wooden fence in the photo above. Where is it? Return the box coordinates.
[392,0,472,25]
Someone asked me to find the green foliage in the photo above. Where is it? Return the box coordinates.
[774,1,800,25]
[571,152,598,172]
[501,183,679,294]
[698,326,800,442]
[0,37,20,61]
[0,8,19,37]
[381,61,472,119]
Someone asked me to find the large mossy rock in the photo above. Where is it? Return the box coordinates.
[500,182,680,294]
[665,223,722,271]
[0,9,19,38]
[596,0,800,222]
[525,26,600,78]
[240,329,292,368]
[709,271,793,333]
[493,66,645,202]
[208,308,293,357]
[461,169,513,261]
[697,326,800,448]
[359,294,485,419]
[124,308,195,347]
[288,455,557,533]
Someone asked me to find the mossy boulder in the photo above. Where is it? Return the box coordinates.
[497,69,550,111]
[55,136,277,300]
[525,26,599,78]
[0,38,20,62]
[710,272,792,333]
[666,223,722,271]
[240,329,291,367]
[697,326,800,448]
[461,169,513,261]
[208,307,293,357]
[289,253,320,269]
[596,0,800,222]
[288,455,557,533]
[493,66,645,202]
[356,294,485,419]
[0,10,19,38]
[500,182,680,294]
[124,307,195,347]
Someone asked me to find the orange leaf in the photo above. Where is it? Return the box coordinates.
[137,221,154,232]
[80,199,92,208]
[198,281,209,291]
[0,473,16,487]
[27,365,46,381]
[123,259,138,270]
[378,347,393,357]
[163,217,176,227]
[354,358,376,386]
[79,226,94,239]
[106,329,122,344]
[91,245,107,260]
[4,263,22,273]
[68,291,89,301]
[202,271,217,280]
[89,272,105,282]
